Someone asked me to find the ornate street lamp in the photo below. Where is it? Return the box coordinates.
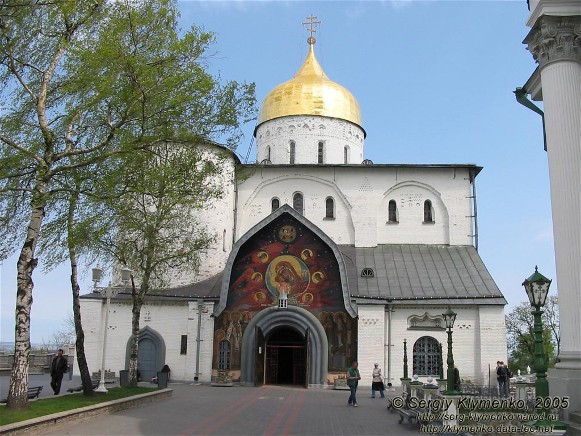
[442,306,459,395]
[522,266,552,424]
[92,267,130,393]
[403,338,409,380]
[400,338,411,395]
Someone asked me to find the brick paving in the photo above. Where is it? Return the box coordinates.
[36,383,422,435]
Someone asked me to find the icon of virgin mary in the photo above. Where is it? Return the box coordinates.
[265,255,310,298]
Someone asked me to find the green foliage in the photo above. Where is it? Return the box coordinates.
[0,0,256,261]
[506,295,559,373]
[95,143,227,289]
[0,0,255,406]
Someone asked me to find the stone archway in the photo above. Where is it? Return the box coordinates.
[239,306,328,387]
[125,326,166,380]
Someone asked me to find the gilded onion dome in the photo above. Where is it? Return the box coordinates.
[257,37,363,130]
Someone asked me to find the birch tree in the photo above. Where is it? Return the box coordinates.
[0,0,255,408]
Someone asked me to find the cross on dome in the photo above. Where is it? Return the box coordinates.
[302,14,321,45]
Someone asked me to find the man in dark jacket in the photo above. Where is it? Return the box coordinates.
[50,349,68,395]
[496,360,508,398]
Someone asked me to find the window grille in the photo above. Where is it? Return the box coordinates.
[361,268,374,277]
[413,336,439,376]
[290,141,296,164]
[424,200,434,223]
[293,192,304,215]
[180,335,187,355]
[325,197,334,218]
[219,340,231,370]
[271,198,280,213]
[388,200,398,222]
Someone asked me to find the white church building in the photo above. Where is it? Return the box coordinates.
[80,32,508,388]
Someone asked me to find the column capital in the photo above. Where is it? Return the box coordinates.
[525,15,581,67]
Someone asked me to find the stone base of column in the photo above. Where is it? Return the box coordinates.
[548,365,581,423]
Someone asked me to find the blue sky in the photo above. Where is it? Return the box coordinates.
[0,0,555,344]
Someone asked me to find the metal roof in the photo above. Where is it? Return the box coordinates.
[339,244,505,305]
[82,245,504,306]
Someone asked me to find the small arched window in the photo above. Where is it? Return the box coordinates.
[388,200,398,223]
[290,141,296,164]
[222,229,227,251]
[325,197,335,219]
[271,198,280,213]
[413,336,439,376]
[219,340,231,371]
[267,146,271,161]
[344,146,349,164]
[293,192,304,215]
[318,141,324,164]
[424,200,434,223]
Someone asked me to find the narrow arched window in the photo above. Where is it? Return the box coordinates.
[318,141,324,164]
[424,200,434,223]
[293,192,304,215]
[222,229,227,251]
[271,198,280,213]
[325,197,335,219]
[388,200,398,223]
[290,141,296,164]
[267,146,271,161]
[219,340,231,370]
[413,336,439,376]
[344,146,349,164]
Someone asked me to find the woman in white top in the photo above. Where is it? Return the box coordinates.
[371,363,385,398]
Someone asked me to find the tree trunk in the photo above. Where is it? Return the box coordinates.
[7,188,46,409]
[67,182,94,395]
[128,298,142,387]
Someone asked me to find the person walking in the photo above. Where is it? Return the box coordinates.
[371,363,385,398]
[50,348,68,395]
[346,361,361,407]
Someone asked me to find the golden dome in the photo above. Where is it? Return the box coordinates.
[257,39,362,128]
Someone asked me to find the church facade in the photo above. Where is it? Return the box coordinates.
[80,33,507,388]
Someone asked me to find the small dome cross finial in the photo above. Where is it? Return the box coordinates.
[303,14,320,45]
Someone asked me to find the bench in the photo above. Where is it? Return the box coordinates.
[1,386,43,403]
[66,379,99,393]
[398,407,419,425]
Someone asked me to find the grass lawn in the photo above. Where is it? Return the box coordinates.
[0,387,157,426]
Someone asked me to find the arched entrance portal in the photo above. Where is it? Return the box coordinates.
[125,326,166,380]
[240,306,328,388]
[265,326,306,386]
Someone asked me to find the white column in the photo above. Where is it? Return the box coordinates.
[524,13,581,419]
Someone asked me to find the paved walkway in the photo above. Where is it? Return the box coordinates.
[34,383,419,435]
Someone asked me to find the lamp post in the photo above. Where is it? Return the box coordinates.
[403,338,409,380]
[400,338,411,395]
[93,266,130,393]
[442,306,458,395]
[522,266,552,424]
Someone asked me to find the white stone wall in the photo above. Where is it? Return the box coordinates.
[237,166,474,247]
[476,306,508,383]
[356,305,387,387]
[160,144,237,287]
[255,116,365,165]
[371,304,506,387]
[79,298,215,382]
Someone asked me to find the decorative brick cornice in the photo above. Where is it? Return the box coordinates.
[525,15,581,67]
